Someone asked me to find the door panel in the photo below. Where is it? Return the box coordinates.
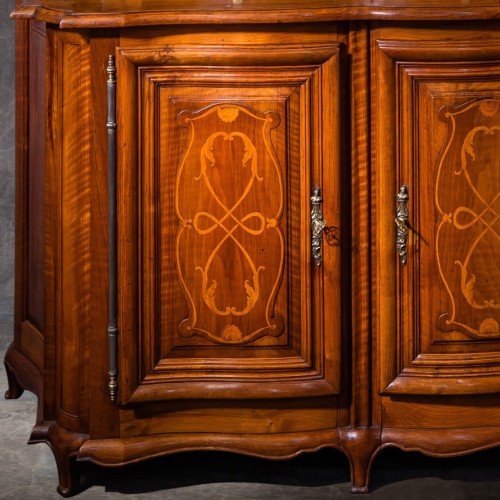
[375,38,500,395]
[116,42,343,404]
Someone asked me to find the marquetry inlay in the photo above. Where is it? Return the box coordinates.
[436,98,500,338]
[175,104,285,344]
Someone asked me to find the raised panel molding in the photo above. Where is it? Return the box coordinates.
[376,39,500,395]
[116,42,343,403]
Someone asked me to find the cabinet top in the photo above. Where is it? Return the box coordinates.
[13,0,500,28]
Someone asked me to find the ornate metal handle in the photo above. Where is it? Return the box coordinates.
[311,187,327,267]
[395,185,409,266]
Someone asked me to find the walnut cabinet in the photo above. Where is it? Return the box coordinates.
[4,0,500,496]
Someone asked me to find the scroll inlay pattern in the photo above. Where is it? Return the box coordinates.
[175,104,285,345]
[436,99,500,337]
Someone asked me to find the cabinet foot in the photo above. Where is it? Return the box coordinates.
[3,342,45,421]
[340,427,380,494]
[55,455,80,499]
[4,355,25,399]
[29,422,88,497]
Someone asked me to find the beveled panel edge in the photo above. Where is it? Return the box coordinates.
[381,371,500,395]
[124,378,338,403]
[376,39,500,61]
[117,43,341,67]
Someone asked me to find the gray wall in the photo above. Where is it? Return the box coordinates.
[0,2,15,315]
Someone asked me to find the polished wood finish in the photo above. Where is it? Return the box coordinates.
[5,1,500,496]
[372,19,500,460]
[12,0,500,27]
[375,26,500,398]
[117,38,343,405]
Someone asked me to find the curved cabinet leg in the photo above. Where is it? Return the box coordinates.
[4,357,25,399]
[55,454,80,497]
[29,422,88,497]
[340,427,380,494]
[4,343,44,421]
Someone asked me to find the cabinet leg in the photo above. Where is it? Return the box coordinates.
[4,343,45,422]
[340,427,380,494]
[55,454,80,498]
[29,422,88,497]
[4,358,25,399]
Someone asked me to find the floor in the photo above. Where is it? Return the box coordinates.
[2,316,500,499]
[0,1,16,316]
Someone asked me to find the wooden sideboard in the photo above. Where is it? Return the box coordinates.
[4,0,500,496]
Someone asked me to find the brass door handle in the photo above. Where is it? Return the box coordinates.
[311,187,327,267]
[395,185,409,266]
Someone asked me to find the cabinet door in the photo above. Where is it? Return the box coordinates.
[115,42,343,404]
[375,36,500,395]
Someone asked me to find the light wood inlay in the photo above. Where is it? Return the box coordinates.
[176,104,284,344]
[436,99,500,338]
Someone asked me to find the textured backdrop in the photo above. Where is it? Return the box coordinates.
[0,2,15,315]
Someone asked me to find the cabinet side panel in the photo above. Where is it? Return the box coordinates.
[26,21,45,331]
[60,37,91,425]
[46,28,92,430]
[13,11,30,348]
